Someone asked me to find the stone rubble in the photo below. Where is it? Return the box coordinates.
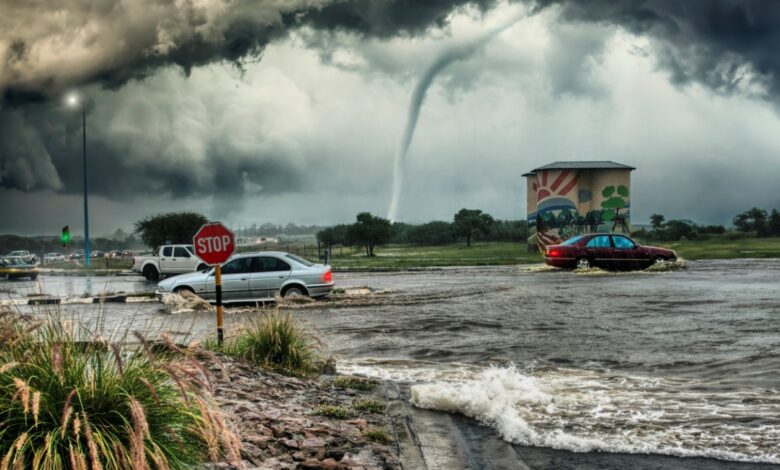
[203,354,400,470]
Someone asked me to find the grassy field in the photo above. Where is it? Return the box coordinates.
[328,242,540,269]
[326,237,780,269]
[663,237,780,260]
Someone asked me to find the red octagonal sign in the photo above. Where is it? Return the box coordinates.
[193,222,235,265]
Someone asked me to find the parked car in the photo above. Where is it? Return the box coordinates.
[155,252,333,303]
[0,257,38,280]
[121,250,132,257]
[91,250,105,258]
[70,250,85,260]
[544,233,677,270]
[43,253,67,264]
[6,250,37,265]
[132,245,207,281]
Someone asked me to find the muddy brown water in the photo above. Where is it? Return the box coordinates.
[5,259,780,467]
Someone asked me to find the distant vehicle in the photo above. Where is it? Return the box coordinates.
[43,253,66,264]
[0,257,38,280]
[6,250,37,264]
[544,233,677,270]
[91,250,105,258]
[132,244,207,281]
[70,250,85,260]
[121,250,132,257]
[106,250,123,258]
[156,252,333,303]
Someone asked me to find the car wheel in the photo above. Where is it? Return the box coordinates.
[143,265,160,282]
[575,258,591,270]
[174,286,194,295]
[282,285,308,298]
[654,256,667,264]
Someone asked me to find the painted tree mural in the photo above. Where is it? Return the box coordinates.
[601,185,630,232]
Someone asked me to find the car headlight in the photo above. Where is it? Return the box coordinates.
[156,285,167,292]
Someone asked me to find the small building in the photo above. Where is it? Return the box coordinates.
[524,161,635,251]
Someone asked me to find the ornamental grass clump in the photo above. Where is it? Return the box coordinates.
[217,311,317,376]
[0,309,240,469]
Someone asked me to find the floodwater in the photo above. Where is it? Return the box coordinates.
[3,259,780,466]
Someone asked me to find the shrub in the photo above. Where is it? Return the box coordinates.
[352,399,385,414]
[215,311,317,376]
[0,309,239,469]
[332,376,376,391]
[313,405,351,419]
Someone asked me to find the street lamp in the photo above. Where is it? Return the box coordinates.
[67,93,90,268]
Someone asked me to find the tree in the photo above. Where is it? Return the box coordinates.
[601,185,630,232]
[662,220,697,241]
[769,209,780,236]
[134,212,208,248]
[316,224,350,251]
[650,214,665,231]
[346,212,392,257]
[453,209,494,247]
[407,221,456,245]
[733,207,768,235]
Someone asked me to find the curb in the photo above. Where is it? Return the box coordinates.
[2,295,158,307]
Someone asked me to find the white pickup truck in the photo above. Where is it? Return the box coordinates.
[131,244,208,281]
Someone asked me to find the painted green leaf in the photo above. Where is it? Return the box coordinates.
[602,186,615,198]
[617,185,629,197]
[601,197,626,209]
[602,209,616,221]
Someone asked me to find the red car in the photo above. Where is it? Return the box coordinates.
[544,233,677,270]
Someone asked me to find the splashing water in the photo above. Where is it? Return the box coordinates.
[387,8,526,221]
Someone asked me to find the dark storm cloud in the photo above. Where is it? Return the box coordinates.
[538,0,780,97]
[0,0,498,106]
[0,0,500,200]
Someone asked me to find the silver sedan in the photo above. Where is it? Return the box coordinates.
[155,252,333,303]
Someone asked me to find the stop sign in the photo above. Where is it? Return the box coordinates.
[193,222,236,265]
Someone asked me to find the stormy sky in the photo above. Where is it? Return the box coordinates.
[2,0,780,236]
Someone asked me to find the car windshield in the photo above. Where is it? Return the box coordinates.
[285,254,314,267]
[560,235,585,246]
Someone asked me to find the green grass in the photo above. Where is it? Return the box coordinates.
[313,405,351,419]
[662,237,780,260]
[352,399,385,414]
[207,311,317,377]
[332,376,376,391]
[328,242,540,269]
[363,427,393,444]
[0,309,239,469]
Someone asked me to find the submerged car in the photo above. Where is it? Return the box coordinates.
[156,252,333,303]
[544,233,677,270]
[1,257,39,280]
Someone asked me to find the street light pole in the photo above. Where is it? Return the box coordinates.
[81,100,90,268]
[68,93,90,268]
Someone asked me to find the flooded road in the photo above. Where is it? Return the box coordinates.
[3,259,780,466]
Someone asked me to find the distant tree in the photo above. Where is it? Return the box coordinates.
[347,212,392,257]
[661,220,697,241]
[733,207,768,235]
[389,222,414,244]
[317,224,350,251]
[134,212,208,248]
[407,221,456,245]
[650,214,665,231]
[769,209,780,237]
[698,224,726,235]
[486,220,528,242]
[453,209,494,247]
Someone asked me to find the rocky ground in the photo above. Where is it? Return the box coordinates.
[203,354,401,470]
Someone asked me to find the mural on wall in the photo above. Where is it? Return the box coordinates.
[526,168,632,251]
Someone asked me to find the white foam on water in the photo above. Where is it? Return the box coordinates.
[349,361,779,464]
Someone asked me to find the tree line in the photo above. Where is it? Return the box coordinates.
[317,209,528,257]
[634,207,780,241]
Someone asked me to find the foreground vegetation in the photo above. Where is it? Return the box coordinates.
[207,311,319,377]
[0,309,238,469]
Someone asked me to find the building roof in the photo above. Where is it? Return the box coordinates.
[525,161,635,174]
